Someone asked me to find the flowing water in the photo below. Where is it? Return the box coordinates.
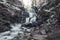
[0,0,47,40]
[25,8,37,24]
[0,0,37,40]
[22,0,37,24]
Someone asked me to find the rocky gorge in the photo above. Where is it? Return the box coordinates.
[0,0,60,40]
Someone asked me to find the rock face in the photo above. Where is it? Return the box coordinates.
[0,0,60,40]
[0,3,12,32]
[0,0,25,32]
[46,32,60,40]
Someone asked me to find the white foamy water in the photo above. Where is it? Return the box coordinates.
[0,23,31,40]
[0,0,48,40]
[22,0,37,24]
[25,8,37,23]
[0,0,33,40]
[0,24,23,40]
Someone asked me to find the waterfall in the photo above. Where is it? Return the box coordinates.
[22,0,37,24]
[0,0,33,40]
[0,0,37,40]
[25,8,37,24]
[0,0,48,40]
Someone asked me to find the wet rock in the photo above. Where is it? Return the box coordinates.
[22,11,29,18]
[46,32,60,40]
[0,4,12,32]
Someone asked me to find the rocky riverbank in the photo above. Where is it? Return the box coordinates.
[0,0,60,40]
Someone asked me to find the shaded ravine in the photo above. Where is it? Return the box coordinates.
[0,0,60,40]
[0,0,38,40]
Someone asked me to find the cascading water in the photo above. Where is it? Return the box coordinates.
[22,0,37,24]
[25,8,37,24]
[0,0,37,40]
[0,0,48,40]
[0,24,22,40]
